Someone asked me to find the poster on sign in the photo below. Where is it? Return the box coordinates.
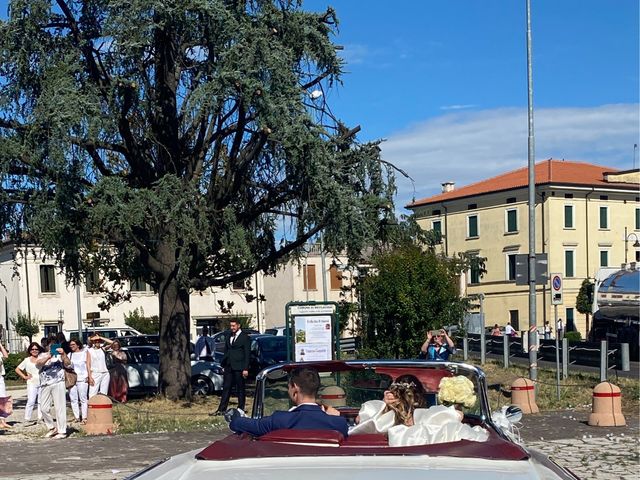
[293,315,332,361]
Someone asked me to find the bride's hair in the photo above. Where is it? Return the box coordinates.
[384,374,426,426]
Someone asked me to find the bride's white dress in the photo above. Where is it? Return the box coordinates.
[349,400,489,447]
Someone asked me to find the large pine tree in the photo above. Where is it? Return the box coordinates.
[0,0,395,399]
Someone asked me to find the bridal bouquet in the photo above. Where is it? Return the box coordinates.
[437,375,477,408]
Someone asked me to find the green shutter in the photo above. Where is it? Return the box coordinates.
[599,207,608,229]
[565,250,574,277]
[564,205,573,228]
[468,216,478,237]
[507,210,517,232]
[600,250,608,267]
[635,208,640,230]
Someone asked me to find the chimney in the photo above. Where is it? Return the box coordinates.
[441,181,455,193]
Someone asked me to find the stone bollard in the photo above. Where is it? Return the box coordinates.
[587,382,626,427]
[318,385,346,408]
[510,377,539,414]
[84,394,115,435]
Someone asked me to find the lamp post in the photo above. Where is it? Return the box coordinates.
[624,227,640,264]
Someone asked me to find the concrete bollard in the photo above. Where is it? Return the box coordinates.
[510,377,539,414]
[318,386,346,407]
[84,394,115,435]
[587,382,626,427]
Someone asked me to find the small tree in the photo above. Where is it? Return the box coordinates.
[11,312,40,343]
[124,308,160,335]
[575,279,594,339]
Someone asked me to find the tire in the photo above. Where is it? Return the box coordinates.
[191,374,214,396]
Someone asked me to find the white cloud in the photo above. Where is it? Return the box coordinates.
[440,104,478,111]
[381,104,640,210]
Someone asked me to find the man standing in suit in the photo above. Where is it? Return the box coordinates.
[213,320,250,415]
[229,367,349,437]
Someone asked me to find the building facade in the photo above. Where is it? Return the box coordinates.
[407,160,640,337]
[0,244,265,351]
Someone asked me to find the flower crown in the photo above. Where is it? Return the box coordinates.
[437,375,477,408]
[390,381,416,390]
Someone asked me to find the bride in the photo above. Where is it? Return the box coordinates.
[348,375,488,447]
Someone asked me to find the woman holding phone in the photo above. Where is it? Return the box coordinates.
[36,343,70,438]
[420,329,455,361]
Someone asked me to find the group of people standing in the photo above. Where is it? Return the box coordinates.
[8,332,128,439]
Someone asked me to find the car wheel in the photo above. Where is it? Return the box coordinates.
[191,375,214,396]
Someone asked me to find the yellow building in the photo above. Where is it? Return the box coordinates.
[407,159,640,337]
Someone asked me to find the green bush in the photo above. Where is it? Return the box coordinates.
[564,331,582,343]
[4,352,28,381]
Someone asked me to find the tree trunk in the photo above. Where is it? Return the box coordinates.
[158,273,192,401]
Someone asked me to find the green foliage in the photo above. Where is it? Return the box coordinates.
[563,331,582,343]
[0,1,395,399]
[4,352,28,381]
[11,312,40,343]
[575,279,594,315]
[360,244,479,359]
[124,308,159,335]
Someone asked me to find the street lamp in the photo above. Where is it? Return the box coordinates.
[624,227,640,264]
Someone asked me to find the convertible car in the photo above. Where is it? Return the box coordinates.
[126,360,579,480]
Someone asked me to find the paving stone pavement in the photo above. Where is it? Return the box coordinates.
[2,386,638,479]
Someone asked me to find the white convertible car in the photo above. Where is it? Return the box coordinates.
[126,360,579,480]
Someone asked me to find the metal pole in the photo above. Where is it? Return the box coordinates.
[320,234,328,302]
[75,284,83,336]
[621,343,630,372]
[599,340,608,382]
[526,0,538,386]
[480,294,486,365]
[463,337,468,361]
[554,304,560,400]
[624,226,628,264]
[503,334,509,369]
[304,247,309,302]
[562,337,568,379]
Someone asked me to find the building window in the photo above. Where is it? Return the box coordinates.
[432,220,442,235]
[85,269,100,293]
[564,250,575,278]
[469,263,481,284]
[564,205,574,228]
[509,310,519,331]
[635,208,640,230]
[505,209,518,233]
[506,254,517,281]
[130,277,150,292]
[303,264,317,291]
[599,250,609,267]
[467,215,479,238]
[599,206,608,229]
[329,265,342,290]
[565,308,575,331]
[506,197,516,204]
[40,265,56,293]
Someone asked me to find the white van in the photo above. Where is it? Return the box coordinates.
[64,326,142,344]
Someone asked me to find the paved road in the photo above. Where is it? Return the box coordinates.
[2,389,638,479]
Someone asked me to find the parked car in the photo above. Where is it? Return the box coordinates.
[212,333,287,377]
[65,326,142,344]
[121,346,223,396]
[127,359,579,479]
[116,335,196,356]
[264,326,286,336]
[211,329,260,360]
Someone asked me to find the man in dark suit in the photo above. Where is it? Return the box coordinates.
[229,367,349,437]
[213,320,251,415]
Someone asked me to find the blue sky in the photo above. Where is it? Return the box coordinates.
[305,0,639,209]
[1,1,638,211]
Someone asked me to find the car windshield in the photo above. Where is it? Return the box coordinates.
[258,336,287,352]
[258,362,485,420]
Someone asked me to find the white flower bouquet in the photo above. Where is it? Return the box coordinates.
[437,375,477,408]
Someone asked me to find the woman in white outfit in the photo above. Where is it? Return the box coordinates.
[68,338,90,423]
[0,342,10,429]
[15,342,44,423]
[88,335,111,397]
[36,344,69,439]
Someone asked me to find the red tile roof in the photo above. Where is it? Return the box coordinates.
[407,159,636,208]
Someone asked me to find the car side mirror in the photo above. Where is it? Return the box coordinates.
[504,405,523,423]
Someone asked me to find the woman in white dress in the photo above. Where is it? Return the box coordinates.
[68,338,90,423]
[349,374,488,446]
[15,342,44,423]
[88,335,112,397]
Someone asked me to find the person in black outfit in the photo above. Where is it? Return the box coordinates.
[213,320,251,415]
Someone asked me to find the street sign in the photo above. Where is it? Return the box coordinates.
[515,253,548,286]
[550,273,563,305]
